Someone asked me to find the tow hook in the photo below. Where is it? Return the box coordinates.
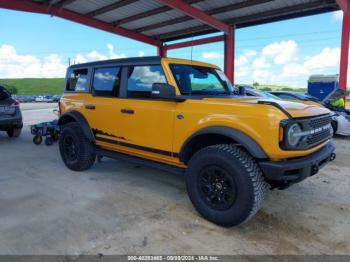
[330,153,336,162]
[311,165,319,176]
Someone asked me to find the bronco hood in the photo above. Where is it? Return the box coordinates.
[204,97,330,118]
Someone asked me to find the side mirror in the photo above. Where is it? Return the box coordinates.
[152,83,176,100]
[238,85,246,96]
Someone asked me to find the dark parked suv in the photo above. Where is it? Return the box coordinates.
[0,86,23,138]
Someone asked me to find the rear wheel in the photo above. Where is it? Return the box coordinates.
[7,127,22,138]
[59,122,96,171]
[186,144,268,227]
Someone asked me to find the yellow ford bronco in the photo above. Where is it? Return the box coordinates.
[58,57,336,227]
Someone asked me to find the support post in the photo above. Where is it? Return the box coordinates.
[224,26,235,84]
[157,45,167,57]
[339,12,350,90]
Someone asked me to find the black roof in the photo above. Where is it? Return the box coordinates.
[69,56,162,68]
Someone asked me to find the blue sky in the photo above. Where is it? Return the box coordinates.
[0,8,344,88]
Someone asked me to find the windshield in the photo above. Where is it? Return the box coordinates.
[169,64,233,95]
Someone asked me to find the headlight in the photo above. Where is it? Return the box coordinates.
[280,115,332,150]
[286,123,302,147]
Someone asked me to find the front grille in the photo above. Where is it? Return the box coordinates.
[306,129,330,145]
[300,114,331,148]
[308,115,331,129]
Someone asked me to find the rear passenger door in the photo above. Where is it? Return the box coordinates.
[115,65,176,160]
[82,66,124,151]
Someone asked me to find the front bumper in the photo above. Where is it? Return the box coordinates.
[259,143,335,185]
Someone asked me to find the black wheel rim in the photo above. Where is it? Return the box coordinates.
[63,135,78,161]
[197,166,237,210]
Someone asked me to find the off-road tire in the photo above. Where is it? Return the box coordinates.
[59,122,96,171]
[7,127,22,138]
[186,144,268,227]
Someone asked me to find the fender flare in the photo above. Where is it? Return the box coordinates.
[58,111,95,142]
[179,126,268,162]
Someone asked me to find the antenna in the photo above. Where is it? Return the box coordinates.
[190,35,194,63]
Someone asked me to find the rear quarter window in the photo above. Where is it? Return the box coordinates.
[66,68,89,92]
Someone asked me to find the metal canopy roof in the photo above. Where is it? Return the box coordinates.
[1,0,339,44]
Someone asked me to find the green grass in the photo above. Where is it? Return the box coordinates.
[0,78,64,95]
[255,85,307,93]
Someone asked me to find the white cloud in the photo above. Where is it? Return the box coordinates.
[303,47,340,70]
[281,63,308,77]
[280,47,340,78]
[0,44,130,78]
[235,55,247,66]
[0,44,66,78]
[252,69,271,81]
[252,57,270,69]
[262,40,298,64]
[333,11,343,21]
[138,50,145,57]
[235,66,249,77]
[234,41,340,87]
[243,50,257,58]
[87,50,108,61]
[107,43,126,59]
[202,51,224,59]
[74,53,87,64]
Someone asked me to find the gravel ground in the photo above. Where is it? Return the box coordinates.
[0,103,349,255]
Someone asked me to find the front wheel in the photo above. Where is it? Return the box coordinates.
[59,122,96,171]
[7,127,22,138]
[186,144,268,227]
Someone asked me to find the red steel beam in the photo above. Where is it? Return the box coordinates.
[0,0,160,46]
[157,45,167,57]
[224,26,235,84]
[336,0,350,12]
[155,0,230,34]
[165,35,224,50]
[339,12,350,90]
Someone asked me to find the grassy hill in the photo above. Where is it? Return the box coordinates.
[0,78,64,95]
[255,85,306,93]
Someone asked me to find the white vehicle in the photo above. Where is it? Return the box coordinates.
[323,89,350,136]
[35,96,54,103]
[331,112,350,136]
[35,96,45,102]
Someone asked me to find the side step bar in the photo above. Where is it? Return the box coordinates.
[95,147,185,175]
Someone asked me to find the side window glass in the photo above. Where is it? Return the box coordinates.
[93,67,120,97]
[127,65,167,98]
[67,68,88,92]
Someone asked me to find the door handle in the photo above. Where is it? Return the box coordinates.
[121,108,134,114]
[85,104,96,110]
